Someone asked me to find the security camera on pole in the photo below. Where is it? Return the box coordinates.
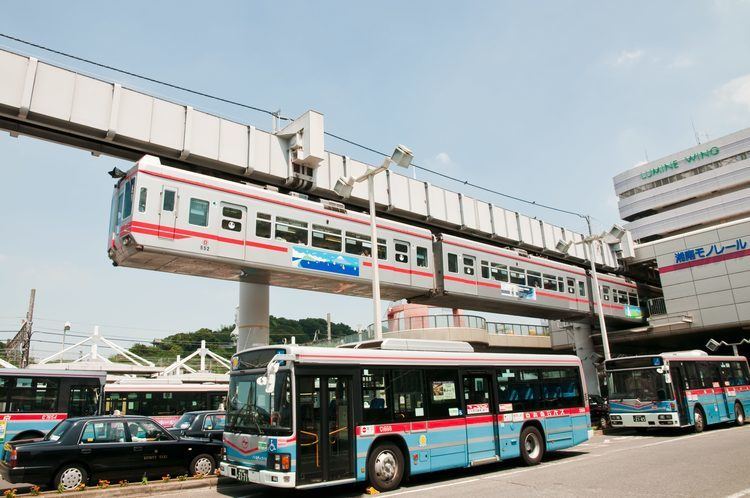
[334,145,414,341]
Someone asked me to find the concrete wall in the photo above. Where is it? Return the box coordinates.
[647,218,750,329]
[382,327,551,350]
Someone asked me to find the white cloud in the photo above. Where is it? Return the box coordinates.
[612,49,644,67]
[435,152,452,165]
[668,55,695,69]
[714,74,750,112]
[0,254,6,263]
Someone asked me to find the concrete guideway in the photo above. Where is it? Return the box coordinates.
[156,425,750,497]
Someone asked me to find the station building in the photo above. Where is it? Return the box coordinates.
[606,128,750,355]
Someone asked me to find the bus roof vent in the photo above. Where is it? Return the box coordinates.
[321,199,347,214]
[380,339,474,352]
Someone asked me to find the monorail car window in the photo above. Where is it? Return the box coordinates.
[628,293,638,306]
[567,277,575,294]
[557,277,565,293]
[462,256,475,275]
[188,198,210,227]
[481,260,490,279]
[416,246,428,268]
[491,263,509,282]
[377,239,387,260]
[312,224,342,252]
[448,253,459,273]
[138,187,147,213]
[162,189,176,212]
[602,286,610,301]
[256,213,271,238]
[275,217,308,245]
[578,281,586,297]
[395,241,409,264]
[543,274,557,291]
[618,290,628,304]
[345,232,372,257]
[223,206,243,219]
[122,180,133,219]
[527,271,542,288]
[509,267,526,285]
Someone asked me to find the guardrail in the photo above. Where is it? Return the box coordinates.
[308,315,549,347]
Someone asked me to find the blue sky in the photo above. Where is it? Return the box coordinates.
[2,1,750,355]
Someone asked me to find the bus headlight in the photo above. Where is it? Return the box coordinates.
[609,415,622,421]
[658,415,671,420]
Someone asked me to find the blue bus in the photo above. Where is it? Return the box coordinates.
[0,369,105,449]
[605,351,750,432]
[220,340,591,491]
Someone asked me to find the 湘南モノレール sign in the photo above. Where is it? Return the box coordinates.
[640,146,719,180]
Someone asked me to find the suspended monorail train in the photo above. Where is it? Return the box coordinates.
[108,157,642,322]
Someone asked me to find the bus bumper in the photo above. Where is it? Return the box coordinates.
[220,461,295,488]
[609,412,680,428]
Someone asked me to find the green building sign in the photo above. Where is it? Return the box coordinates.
[640,146,720,180]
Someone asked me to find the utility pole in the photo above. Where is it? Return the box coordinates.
[326,313,332,342]
[7,289,37,368]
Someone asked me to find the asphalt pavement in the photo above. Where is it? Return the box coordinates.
[158,424,750,498]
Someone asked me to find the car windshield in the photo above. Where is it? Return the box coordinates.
[226,371,292,436]
[173,413,197,430]
[608,368,669,401]
[45,420,75,441]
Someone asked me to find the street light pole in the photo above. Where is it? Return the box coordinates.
[61,322,71,364]
[368,173,383,340]
[586,240,612,361]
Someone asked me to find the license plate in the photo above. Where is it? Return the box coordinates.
[237,468,249,482]
[633,415,646,422]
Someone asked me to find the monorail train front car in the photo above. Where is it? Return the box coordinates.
[107,157,435,301]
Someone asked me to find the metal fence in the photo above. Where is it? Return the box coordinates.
[647,297,667,316]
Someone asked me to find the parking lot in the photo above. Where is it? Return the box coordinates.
[151,425,750,498]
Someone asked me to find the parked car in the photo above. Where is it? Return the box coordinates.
[0,415,221,491]
[168,410,225,440]
[588,394,609,428]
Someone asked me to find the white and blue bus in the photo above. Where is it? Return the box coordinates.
[220,340,591,491]
[605,351,750,432]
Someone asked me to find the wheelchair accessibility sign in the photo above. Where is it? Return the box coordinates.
[267,438,278,453]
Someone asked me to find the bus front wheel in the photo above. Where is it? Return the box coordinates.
[735,402,745,426]
[520,426,544,466]
[367,442,404,492]
[693,406,705,433]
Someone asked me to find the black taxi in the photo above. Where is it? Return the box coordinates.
[0,415,221,491]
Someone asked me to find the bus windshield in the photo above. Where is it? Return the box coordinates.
[608,368,669,401]
[226,371,292,436]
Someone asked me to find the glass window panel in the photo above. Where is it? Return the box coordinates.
[447,253,459,273]
[162,190,175,212]
[527,271,542,288]
[275,217,308,245]
[256,213,271,238]
[416,247,428,268]
[138,187,147,213]
[188,198,209,227]
[312,224,342,251]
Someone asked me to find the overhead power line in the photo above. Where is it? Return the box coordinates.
[0,33,588,224]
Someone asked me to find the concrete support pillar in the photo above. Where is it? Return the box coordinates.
[237,282,270,352]
[572,322,601,396]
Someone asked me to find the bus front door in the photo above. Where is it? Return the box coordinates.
[668,364,690,425]
[462,373,498,465]
[296,375,354,485]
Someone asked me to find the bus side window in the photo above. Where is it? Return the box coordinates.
[540,368,582,409]
[391,369,425,420]
[0,378,6,412]
[416,247,428,268]
[497,368,540,412]
[256,213,272,238]
[427,370,460,417]
[138,187,147,213]
[362,369,392,424]
[447,253,459,273]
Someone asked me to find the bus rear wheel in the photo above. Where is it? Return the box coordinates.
[693,406,705,433]
[735,402,745,426]
[367,442,404,492]
[520,426,544,466]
